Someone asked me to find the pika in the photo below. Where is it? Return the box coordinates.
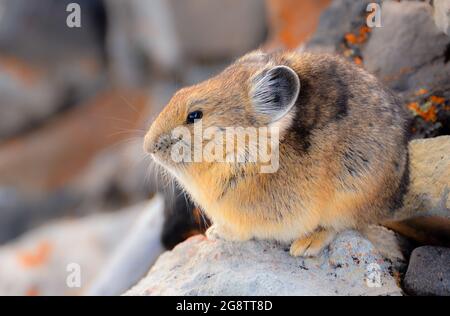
[144,50,414,257]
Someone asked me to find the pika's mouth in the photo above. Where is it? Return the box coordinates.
[147,137,189,167]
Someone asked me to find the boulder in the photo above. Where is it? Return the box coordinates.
[388,136,450,222]
[126,229,403,296]
[403,246,450,296]
[265,0,332,49]
[0,0,107,139]
[378,136,450,246]
[0,88,151,244]
[169,0,266,60]
[0,187,81,245]
[362,1,450,93]
[0,89,150,193]
[304,0,379,53]
[433,0,450,36]
[0,202,146,296]
[0,0,106,63]
[86,196,165,296]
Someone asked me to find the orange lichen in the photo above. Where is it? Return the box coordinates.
[17,241,53,268]
[344,26,372,45]
[422,105,437,122]
[353,56,363,66]
[358,25,371,42]
[407,102,438,122]
[407,102,420,111]
[0,56,44,86]
[25,286,40,296]
[430,96,445,105]
[344,33,358,45]
[265,0,332,49]
[415,88,428,96]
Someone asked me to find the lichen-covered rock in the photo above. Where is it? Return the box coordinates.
[363,1,450,92]
[403,246,450,296]
[0,202,144,296]
[265,0,331,49]
[126,229,403,296]
[304,0,377,53]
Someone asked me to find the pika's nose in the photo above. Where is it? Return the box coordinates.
[143,133,172,154]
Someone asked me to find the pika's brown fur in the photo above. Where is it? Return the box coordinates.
[144,50,411,257]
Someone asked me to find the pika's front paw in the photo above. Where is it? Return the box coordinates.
[206,224,251,242]
[290,229,336,257]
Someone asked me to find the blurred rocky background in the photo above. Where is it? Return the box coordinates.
[0,0,449,296]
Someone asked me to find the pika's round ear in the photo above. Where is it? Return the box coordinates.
[250,65,300,122]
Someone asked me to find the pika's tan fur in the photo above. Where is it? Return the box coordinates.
[144,50,411,257]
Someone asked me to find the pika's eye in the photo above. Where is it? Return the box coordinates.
[186,110,203,124]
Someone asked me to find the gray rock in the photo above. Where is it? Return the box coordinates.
[0,188,81,245]
[105,0,182,85]
[0,70,63,139]
[433,0,450,35]
[169,0,267,60]
[0,0,106,63]
[403,246,450,296]
[0,0,106,139]
[126,229,403,296]
[363,1,450,92]
[0,65,103,140]
[393,136,450,221]
[86,196,165,296]
[0,202,144,296]
[105,0,266,83]
[364,225,412,271]
[304,0,380,53]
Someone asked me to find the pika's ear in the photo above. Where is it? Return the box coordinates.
[250,65,300,122]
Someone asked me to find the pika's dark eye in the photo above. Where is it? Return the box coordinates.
[186,110,203,124]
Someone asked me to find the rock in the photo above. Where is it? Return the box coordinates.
[363,1,450,92]
[364,225,412,271]
[0,88,151,243]
[433,0,450,35]
[0,58,61,138]
[169,0,266,60]
[304,0,378,53]
[384,136,450,246]
[403,246,450,296]
[105,0,266,81]
[0,202,146,296]
[69,140,153,208]
[126,229,403,296]
[0,89,150,193]
[105,0,182,85]
[0,187,81,245]
[389,136,450,221]
[265,0,332,49]
[86,196,165,296]
[0,0,106,64]
[0,0,107,139]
